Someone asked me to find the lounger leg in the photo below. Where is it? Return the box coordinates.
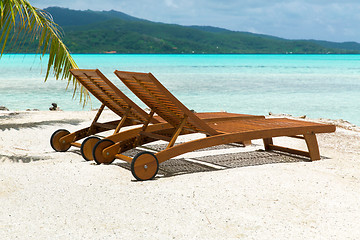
[304,133,320,161]
[242,140,252,146]
[263,138,273,151]
[87,104,105,135]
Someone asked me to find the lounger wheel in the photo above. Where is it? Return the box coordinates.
[80,136,101,161]
[131,151,159,181]
[50,129,71,152]
[93,139,116,165]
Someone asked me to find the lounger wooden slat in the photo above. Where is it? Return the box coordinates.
[113,70,336,181]
[130,76,181,121]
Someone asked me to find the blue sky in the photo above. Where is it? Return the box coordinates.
[32,0,360,43]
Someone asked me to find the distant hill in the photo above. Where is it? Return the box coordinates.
[46,7,146,26]
[5,7,360,54]
[306,40,360,51]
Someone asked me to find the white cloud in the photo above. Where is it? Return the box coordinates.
[164,0,178,8]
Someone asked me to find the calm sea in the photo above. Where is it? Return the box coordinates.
[1,54,359,125]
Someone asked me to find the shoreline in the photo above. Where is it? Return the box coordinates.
[1,110,360,239]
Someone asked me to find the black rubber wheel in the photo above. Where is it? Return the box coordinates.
[80,136,101,161]
[131,151,159,181]
[93,139,116,165]
[50,129,71,152]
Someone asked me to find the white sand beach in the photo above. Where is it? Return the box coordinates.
[1,110,360,239]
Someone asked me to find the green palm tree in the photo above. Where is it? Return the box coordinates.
[0,0,88,102]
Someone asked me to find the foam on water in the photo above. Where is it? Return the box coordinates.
[1,54,359,125]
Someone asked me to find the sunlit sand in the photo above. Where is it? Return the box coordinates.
[1,110,359,239]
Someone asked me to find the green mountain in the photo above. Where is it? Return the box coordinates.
[306,40,360,52]
[46,7,146,26]
[5,7,360,54]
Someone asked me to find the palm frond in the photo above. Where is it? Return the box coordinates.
[0,0,89,104]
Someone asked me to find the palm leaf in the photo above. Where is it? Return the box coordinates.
[0,0,89,104]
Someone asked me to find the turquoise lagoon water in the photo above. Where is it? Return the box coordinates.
[0,54,359,125]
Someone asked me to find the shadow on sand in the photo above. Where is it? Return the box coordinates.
[112,143,313,179]
[0,119,82,130]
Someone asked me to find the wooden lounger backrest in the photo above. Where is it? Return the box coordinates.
[70,69,160,124]
[114,70,219,135]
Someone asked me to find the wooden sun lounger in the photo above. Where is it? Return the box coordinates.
[50,69,263,162]
[109,70,336,181]
[50,69,162,161]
